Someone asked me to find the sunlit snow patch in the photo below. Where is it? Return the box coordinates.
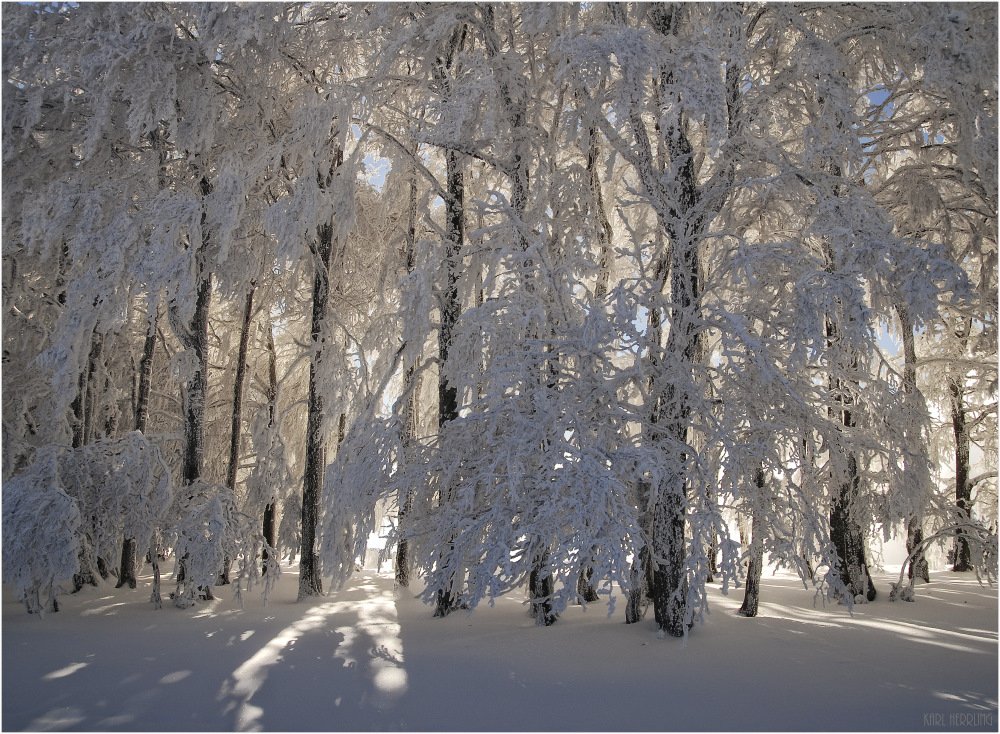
[42,662,88,680]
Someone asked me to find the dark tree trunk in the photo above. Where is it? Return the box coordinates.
[86,333,114,581]
[739,467,766,617]
[906,518,930,583]
[83,331,104,446]
[830,451,876,601]
[262,503,277,569]
[822,160,874,602]
[395,365,417,588]
[951,375,973,572]
[396,156,420,589]
[825,317,875,602]
[574,123,613,604]
[172,176,214,606]
[896,301,930,583]
[96,555,112,581]
[395,491,412,588]
[433,145,464,617]
[430,25,467,615]
[299,222,334,601]
[651,491,688,636]
[626,480,655,624]
[262,320,279,576]
[529,549,556,626]
[70,329,102,592]
[706,484,719,584]
[576,566,599,604]
[119,313,157,590]
[218,285,255,586]
[71,369,86,449]
[608,3,703,638]
[226,286,255,492]
[116,538,139,590]
[71,326,104,450]
[298,144,343,601]
[625,544,651,624]
[72,531,100,592]
[181,273,212,488]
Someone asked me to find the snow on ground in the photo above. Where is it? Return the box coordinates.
[3,561,997,732]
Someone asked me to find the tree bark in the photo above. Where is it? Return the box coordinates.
[71,328,104,591]
[433,145,465,617]
[299,222,334,600]
[118,310,158,589]
[226,285,255,492]
[396,155,420,588]
[608,3,704,637]
[826,319,876,601]
[896,301,930,583]
[625,481,655,624]
[262,320,279,576]
[172,175,215,605]
[219,284,256,586]
[529,547,556,626]
[829,450,876,601]
[83,331,104,447]
[951,374,973,571]
[426,22,469,617]
[739,466,766,617]
[180,271,212,488]
[298,141,344,601]
[821,148,875,601]
[574,121,612,604]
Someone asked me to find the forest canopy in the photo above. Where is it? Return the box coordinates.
[2,2,997,633]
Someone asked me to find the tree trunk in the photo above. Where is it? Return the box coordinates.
[574,121,612,604]
[826,319,876,601]
[610,3,703,638]
[576,567,599,604]
[906,517,930,583]
[739,466,766,617]
[830,451,876,601]
[119,312,158,590]
[821,149,875,602]
[70,329,103,591]
[951,375,973,572]
[625,545,652,624]
[218,285,256,586]
[395,367,418,587]
[529,547,556,626]
[896,301,930,583]
[626,480,655,624]
[83,331,104,447]
[116,539,139,591]
[71,368,86,449]
[72,531,100,593]
[299,222,334,601]
[706,485,719,584]
[180,273,212,488]
[824,316,875,602]
[226,286,255,492]
[396,155,420,589]
[173,176,214,606]
[298,142,344,601]
[262,320,279,576]
[433,145,465,617]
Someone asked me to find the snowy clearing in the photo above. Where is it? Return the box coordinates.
[3,563,996,732]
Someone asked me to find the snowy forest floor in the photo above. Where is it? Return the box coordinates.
[3,561,997,733]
